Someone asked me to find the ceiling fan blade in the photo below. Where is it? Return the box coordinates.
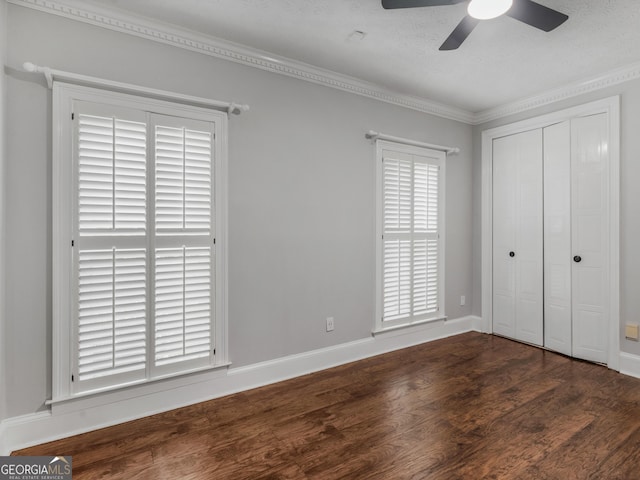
[439,15,479,50]
[505,0,568,32]
[382,0,466,9]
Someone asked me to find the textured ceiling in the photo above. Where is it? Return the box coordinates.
[83,0,640,113]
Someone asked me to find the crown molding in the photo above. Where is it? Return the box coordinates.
[6,0,476,124]
[473,61,640,124]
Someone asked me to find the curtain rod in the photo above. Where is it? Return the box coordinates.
[365,130,460,155]
[23,62,250,116]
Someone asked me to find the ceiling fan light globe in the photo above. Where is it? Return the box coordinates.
[467,0,513,20]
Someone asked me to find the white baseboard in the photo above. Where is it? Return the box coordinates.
[470,314,484,332]
[619,352,640,379]
[0,315,480,455]
[0,412,51,455]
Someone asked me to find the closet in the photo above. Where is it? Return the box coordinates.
[491,112,610,364]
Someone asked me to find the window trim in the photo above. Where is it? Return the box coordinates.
[374,139,446,334]
[52,82,229,402]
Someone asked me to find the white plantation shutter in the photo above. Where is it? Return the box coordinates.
[156,126,212,232]
[78,114,147,234]
[152,115,215,374]
[380,146,444,328]
[383,157,412,233]
[413,162,440,317]
[74,104,149,391]
[383,238,411,319]
[77,248,146,384]
[67,98,219,395]
[155,247,212,366]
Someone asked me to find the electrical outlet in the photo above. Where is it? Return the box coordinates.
[460,295,466,306]
[326,317,334,332]
[625,323,639,341]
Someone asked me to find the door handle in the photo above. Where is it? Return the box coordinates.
[509,251,515,257]
[573,255,582,263]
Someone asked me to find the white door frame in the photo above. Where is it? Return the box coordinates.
[480,96,620,370]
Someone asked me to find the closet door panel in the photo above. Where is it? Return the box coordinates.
[492,130,543,346]
[514,129,543,346]
[571,113,609,364]
[492,135,517,338]
[543,121,572,356]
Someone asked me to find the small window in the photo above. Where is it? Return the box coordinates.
[53,84,228,399]
[375,140,445,332]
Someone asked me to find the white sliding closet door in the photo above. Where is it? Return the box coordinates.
[492,129,544,346]
[571,113,610,364]
[543,121,572,355]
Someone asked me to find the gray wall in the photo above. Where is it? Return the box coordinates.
[3,4,474,418]
[0,0,7,425]
[472,79,640,356]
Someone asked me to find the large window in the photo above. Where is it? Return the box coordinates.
[375,140,445,332]
[53,84,228,399]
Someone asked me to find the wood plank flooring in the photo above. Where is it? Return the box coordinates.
[14,332,640,479]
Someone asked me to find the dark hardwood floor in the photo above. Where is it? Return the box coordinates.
[14,332,640,479]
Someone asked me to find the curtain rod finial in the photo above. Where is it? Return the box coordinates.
[365,130,379,141]
[228,103,250,115]
[23,62,38,73]
[23,62,52,87]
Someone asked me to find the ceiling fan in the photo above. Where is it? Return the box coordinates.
[382,0,568,51]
